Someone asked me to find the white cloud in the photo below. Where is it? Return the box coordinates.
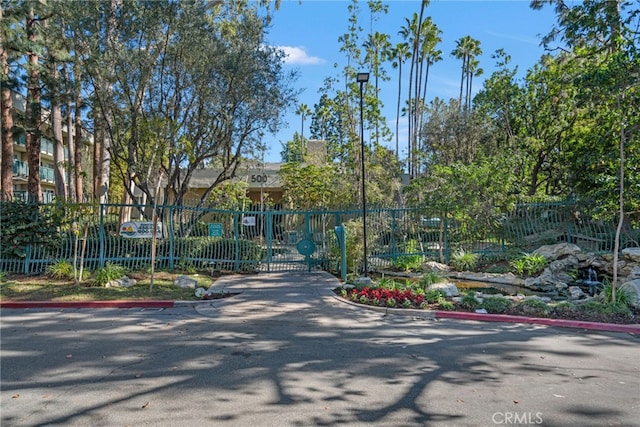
[277,45,325,65]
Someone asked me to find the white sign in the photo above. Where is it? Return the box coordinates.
[242,216,256,226]
[119,221,163,238]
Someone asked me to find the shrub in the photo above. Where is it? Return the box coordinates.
[0,201,68,259]
[578,300,633,319]
[511,298,550,317]
[425,288,445,304]
[451,249,479,272]
[386,298,396,308]
[598,280,634,307]
[552,301,578,317]
[93,263,127,286]
[392,239,423,272]
[482,296,513,314]
[46,260,74,280]
[418,272,445,290]
[460,291,480,310]
[510,253,547,276]
[438,297,454,311]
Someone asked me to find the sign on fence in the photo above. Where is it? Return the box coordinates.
[208,223,223,237]
[119,221,163,239]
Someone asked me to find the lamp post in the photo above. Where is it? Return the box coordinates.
[357,72,369,277]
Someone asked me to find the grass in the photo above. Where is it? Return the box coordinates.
[0,274,202,302]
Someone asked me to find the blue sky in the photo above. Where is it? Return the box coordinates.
[262,0,560,162]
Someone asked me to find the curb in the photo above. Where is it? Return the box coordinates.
[433,310,640,334]
[0,300,175,309]
[327,293,640,334]
[2,298,639,335]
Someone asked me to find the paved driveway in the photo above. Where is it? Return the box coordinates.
[1,272,639,426]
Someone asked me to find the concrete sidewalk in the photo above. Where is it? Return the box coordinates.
[1,271,639,334]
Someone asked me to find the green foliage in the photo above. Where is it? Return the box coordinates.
[460,291,480,310]
[438,297,454,311]
[392,239,423,272]
[552,301,578,318]
[451,249,479,272]
[512,298,550,317]
[0,271,6,282]
[578,300,633,319]
[511,253,547,276]
[482,296,513,314]
[425,288,445,304]
[93,263,127,286]
[598,280,634,307]
[418,271,445,290]
[0,201,68,258]
[46,260,74,280]
[279,161,350,210]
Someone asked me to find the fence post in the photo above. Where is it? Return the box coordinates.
[168,205,175,270]
[99,203,105,268]
[23,245,31,274]
[265,209,273,273]
[391,209,397,261]
[443,212,450,263]
[234,211,240,272]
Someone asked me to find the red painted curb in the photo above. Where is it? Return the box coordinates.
[435,310,640,334]
[0,300,175,309]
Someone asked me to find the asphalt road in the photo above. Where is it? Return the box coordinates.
[1,272,639,427]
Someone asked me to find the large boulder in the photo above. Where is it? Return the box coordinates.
[523,268,567,294]
[620,279,640,308]
[548,255,579,273]
[534,243,581,261]
[622,247,640,263]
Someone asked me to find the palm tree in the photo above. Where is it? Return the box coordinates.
[389,42,410,159]
[451,36,482,113]
[399,14,418,175]
[295,103,312,138]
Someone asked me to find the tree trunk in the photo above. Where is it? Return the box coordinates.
[26,9,42,203]
[51,98,67,200]
[74,68,84,202]
[1,70,13,200]
[66,95,77,202]
[0,4,13,199]
[93,114,103,196]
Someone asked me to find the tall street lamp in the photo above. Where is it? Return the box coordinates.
[357,72,369,277]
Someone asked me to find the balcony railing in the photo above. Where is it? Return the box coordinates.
[41,138,54,155]
[41,166,55,183]
[12,160,28,177]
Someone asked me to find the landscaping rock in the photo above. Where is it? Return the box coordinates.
[534,243,581,261]
[549,256,579,273]
[423,261,450,272]
[620,279,640,308]
[568,286,586,300]
[105,276,136,288]
[428,282,459,297]
[622,247,640,263]
[174,275,198,289]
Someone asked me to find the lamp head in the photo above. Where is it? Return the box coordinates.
[356,72,370,83]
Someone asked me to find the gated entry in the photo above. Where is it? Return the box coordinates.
[242,210,339,272]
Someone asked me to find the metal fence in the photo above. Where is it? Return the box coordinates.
[1,201,637,276]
